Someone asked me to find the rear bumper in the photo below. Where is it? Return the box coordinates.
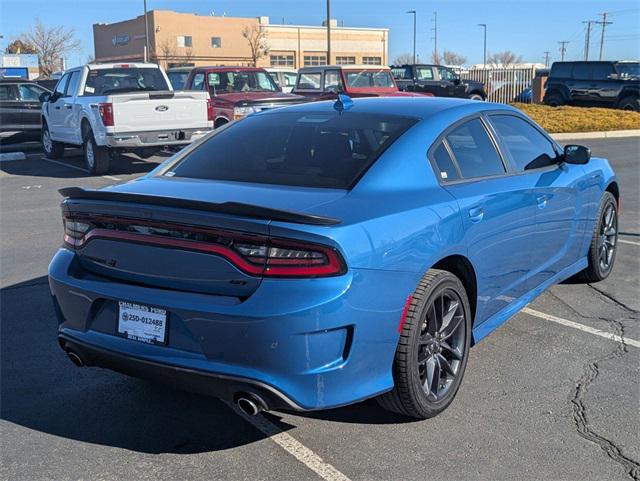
[101,127,211,148]
[49,248,420,410]
[58,333,302,411]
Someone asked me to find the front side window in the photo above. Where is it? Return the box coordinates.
[445,118,505,179]
[166,111,418,189]
[489,115,557,171]
[18,84,46,101]
[206,71,278,93]
[415,67,434,80]
[616,62,640,78]
[284,72,297,87]
[297,73,322,90]
[54,74,70,96]
[65,71,80,97]
[438,67,457,81]
[83,68,169,95]
[345,69,394,88]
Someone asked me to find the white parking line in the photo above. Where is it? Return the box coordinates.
[522,307,640,349]
[40,157,122,181]
[619,239,640,247]
[225,401,352,481]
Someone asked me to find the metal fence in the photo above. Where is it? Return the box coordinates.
[461,67,538,104]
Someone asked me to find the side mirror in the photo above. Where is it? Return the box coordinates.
[39,92,51,103]
[326,86,342,95]
[563,144,591,164]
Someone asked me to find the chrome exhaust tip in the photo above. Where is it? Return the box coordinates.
[236,394,266,416]
[66,350,84,367]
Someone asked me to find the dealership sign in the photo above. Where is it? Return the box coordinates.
[112,35,130,46]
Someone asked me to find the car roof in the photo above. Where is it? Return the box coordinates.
[298,65,391,73]
[192,66,267,72]
[167,67,194,72]
[255,96,514,119]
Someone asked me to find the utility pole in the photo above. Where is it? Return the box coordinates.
[596,12,612,61]
[407,10,417,64]
[558,40,569,61]
[583,20,595,60]
[543,51,551,68]
[143,0,150,62]
[478,24,487,68]
[431,11,438,64]
[326,0,331,64]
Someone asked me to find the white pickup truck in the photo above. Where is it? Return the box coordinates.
[40,63,213,174]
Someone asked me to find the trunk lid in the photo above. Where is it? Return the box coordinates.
[109,91,209,132]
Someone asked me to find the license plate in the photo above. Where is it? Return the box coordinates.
[117,301,167,345]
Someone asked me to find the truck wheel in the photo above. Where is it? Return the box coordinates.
[42,123,64,159]
[377,269,471,419]
[468,93,484,101]
[618,96,639,112]
[83,131,110,175]
[544,93,564,107]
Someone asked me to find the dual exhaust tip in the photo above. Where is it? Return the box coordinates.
[64,347,268,416]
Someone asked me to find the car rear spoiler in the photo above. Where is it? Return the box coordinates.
[58,187,341,226]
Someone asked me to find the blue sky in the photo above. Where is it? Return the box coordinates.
[1,0,638,66]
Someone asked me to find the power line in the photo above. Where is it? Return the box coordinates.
[596,12,613,61]
[583,20,595,61]
[558,40,569,61]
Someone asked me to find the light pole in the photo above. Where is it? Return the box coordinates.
[407,10,416,64]
[143,0,150,62]
[326,0,331,64]
[478,24,487,68]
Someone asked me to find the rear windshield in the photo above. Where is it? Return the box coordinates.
[165,111,417,189]
[84,68,169,95]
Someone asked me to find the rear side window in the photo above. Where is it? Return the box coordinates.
[0,84,18,101]
[572,63,591,80]
[591,63,615,80]
[445,119,505,179]
[297,73,321,90]
[432,143,459,181]
[550,63,573,78]
[166,112,418,189]
[489,115,558,171]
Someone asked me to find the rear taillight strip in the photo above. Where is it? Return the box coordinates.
[63,217,346,278]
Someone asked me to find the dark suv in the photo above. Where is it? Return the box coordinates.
[543,61,639,111]
[391,64,486,100]
[0,79,51,142]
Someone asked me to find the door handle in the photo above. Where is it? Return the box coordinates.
[468,206,484,223]
[536,195,549,209]
[54,106,61,110]
[65,105,73,109]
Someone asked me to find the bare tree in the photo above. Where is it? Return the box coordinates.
[242,25,270,67]
[487,51,523,68]
[442,50,467,66]
[184,47,194,64]
[21,18,80,76]
[157,37,176,69]
[5,39,37,55]
[431,51,442,65]
[392,53,415,65]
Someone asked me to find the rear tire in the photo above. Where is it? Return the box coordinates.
[545,93,564,107]
[83,131,110,175]
[577,191,618,283]
[377,269,472,419]
[468,93,484,101]
[617,96,639,112]
[42,123,64,159]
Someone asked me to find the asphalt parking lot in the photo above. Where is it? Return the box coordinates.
[1,138,639,481]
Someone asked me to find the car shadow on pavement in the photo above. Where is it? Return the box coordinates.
[0,277,276,454]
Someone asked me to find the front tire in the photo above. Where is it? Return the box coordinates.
[617,96,639,112]
[377,269,472,419]
[578,191,618,283]
[42,123,64,159]
[83,131,110,175]
[468,93,484,101]
[545,93,564,107]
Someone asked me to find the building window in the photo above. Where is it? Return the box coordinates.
[211,37,222,48]
[362,56,382,65]
[336,56,356,65]
[303,55,327,66]
[177,36,193,48]
[270,55,294,67]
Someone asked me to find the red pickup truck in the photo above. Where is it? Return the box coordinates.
[184,67,307,128]
[292,65,429,100]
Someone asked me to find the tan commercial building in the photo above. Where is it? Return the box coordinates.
[93,10,388,69]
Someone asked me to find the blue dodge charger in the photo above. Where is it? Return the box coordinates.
[49,97,619,419]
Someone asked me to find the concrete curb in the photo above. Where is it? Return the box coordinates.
[551,129,640,140]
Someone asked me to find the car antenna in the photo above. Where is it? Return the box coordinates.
[333,94,354,115]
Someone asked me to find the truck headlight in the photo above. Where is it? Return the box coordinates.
[233,106,259,120]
